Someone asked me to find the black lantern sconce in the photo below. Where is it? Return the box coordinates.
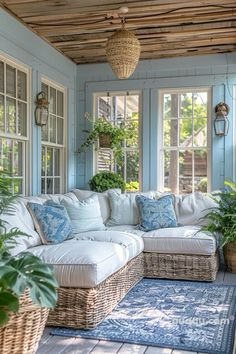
[214,102,229,137]
[35,91,49,126]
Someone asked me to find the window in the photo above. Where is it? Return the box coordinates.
[41,80,66,194]
[160,89,210,194]
[0,55,29,194]
[95,92,140,190]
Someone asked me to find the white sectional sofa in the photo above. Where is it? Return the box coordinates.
[3,189,219,329]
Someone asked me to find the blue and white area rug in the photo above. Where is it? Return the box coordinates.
[51,279,236,354]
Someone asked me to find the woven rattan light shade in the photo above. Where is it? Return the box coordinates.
[106,29,141,79]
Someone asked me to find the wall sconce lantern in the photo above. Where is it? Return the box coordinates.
[214,102,230,137]
[35,91,49,126]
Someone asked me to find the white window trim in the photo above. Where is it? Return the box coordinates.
[158,87,212,193]
[0,52,31,195]
[41,76,67,193]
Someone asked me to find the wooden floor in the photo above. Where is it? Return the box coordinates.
[37,271,236,354]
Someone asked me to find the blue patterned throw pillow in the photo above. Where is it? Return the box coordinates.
[135,194,177,231]
[27,201,73,244]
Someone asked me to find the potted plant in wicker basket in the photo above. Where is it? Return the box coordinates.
[78,115,135,165]
[201,181,236,273]
[0,173,58,354]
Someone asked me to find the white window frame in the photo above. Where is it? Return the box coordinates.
[41,76,67,194]
[93,91,141,184]
[158,87,212,193]
[0,52,30,195]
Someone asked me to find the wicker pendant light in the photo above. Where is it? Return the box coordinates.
[106,8,141,79]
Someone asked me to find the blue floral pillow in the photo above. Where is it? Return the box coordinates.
[135,194,177,231]
[27,201,73,244]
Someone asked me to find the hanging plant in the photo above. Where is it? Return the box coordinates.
[77,114,136,165]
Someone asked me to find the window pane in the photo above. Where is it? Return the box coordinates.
[13,178,23,194]
[49,115,56,143]
[41,178,45,194]
[57,91,63,116]
[179,150,192,194]
[126,95,139,119]
[0,95,5,132]
[97,149,113,172]
[126,120,138,148]
[0,138,13,172]
[116,95,125,120]
[126,151,139,183]
[6,64,16,97]
[41,147,46,176]
[193,118,207,147]
[194,150,207,192]
[179,118,192,147]
[18,101,27,136]
[164,150,178,193]
[57,117,63,145]
[54,178,60,193]
[0,61,4,93]
[163,94,171,119]
[49,87,56,114]
[46,148,53,176]
[13,141,23,176]
[193,92,207,118]
[46,178,53,194]
[164,119,178,147]
[41,123,48,142]
[17,70,27,101]
[6,97,16,134]
[54,148,60,175]
[180,93,192,118]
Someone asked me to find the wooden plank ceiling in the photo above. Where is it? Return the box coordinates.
[1,0,236,65]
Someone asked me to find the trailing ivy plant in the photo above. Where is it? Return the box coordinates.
[0,172,58,327]
[89,172,125,193]
[201,181,236,246]
[77,115,136,166]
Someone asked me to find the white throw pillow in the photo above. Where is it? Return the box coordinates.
[61,194,105,233]
[71,188,121,223]
[106,190,158,226]
[174,192,218,226]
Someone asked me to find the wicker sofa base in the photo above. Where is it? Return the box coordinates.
[47,253,144,329]
[144,252,219,281]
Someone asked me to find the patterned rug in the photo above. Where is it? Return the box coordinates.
[51,279,236,354]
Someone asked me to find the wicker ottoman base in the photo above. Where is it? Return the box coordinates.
[144,252,219,281]
[47,253,144,329]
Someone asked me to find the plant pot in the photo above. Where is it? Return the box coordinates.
[223,242,236,273]
[0,291,49,354]
[99,133,111,148]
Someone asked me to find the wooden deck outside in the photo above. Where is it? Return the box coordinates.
[37,270,236,354]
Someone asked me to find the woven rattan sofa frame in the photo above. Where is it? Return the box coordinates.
[47,250,219,329]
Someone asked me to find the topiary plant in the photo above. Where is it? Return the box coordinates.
[89,172,125,192]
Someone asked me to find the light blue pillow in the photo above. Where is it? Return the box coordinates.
[27,201,73,244]
[61,194,105,233]
[135,194,177,231]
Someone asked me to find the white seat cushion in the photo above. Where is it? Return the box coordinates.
[142,226,217,255]
[28,231,144,288]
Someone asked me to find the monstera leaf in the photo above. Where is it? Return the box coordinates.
[0,252,58,327]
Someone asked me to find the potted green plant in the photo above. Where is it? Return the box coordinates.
[201,181,236,273]
[0,173,58,353]
[89,171,125,192]
[78,115,135,165]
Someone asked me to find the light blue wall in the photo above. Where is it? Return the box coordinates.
[77,53,236,191]
[0,8,77,195]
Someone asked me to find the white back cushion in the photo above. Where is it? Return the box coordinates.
[61,194,105,233]
[72,189,121,223]
[174,192,218,225]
